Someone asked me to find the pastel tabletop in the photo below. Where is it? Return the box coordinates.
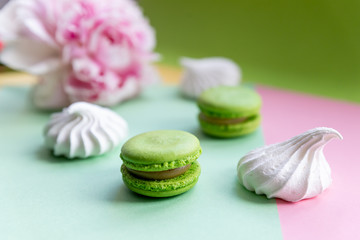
[0,85,281,240]
[1,81,360,239]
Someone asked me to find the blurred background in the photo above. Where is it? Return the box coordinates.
[138,0,360,102]
[1,0,360,102]
[0,0,6,8]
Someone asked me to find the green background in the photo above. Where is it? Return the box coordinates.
[140,0,360,103]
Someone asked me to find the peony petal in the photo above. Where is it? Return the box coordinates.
[22,16,58,48]
[0,38,62,74]
[139,63,160,85]
[32,69,71,110]
[72,57,101,81]
[96,77,140,106]
[0,0,23,41]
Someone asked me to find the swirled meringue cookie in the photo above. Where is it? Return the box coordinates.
[237,127,342,202]
[179,57,241,98]
[44,102,128,159]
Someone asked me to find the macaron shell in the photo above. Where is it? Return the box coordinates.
[124,177,199,198]
[121,130,201,171]
[199,114,261,138]
[198,86,262,118]
[121,161,201,197]
[121,148,201,172]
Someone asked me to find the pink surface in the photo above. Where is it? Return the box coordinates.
[257,85,360,239]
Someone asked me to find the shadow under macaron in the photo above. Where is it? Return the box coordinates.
[108,183,197,203]
[188,126,259,142]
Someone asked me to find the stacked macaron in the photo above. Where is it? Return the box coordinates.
[120,130,202,197]
[197,86,262,138]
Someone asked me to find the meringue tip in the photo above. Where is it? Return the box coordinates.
[312,127,343,140]
[180,57,198,68]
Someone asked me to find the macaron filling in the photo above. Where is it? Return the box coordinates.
[121,161,201,197]
[126,164,191,180]
[199,113,248,125]
[120,148,202,171]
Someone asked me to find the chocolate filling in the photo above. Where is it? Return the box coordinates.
[127,164,191,180]
[199,113,248,125]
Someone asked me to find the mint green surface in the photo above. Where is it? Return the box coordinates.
[121,161,201,197]
[0,86,282,240]
[120,130,201,171]
[199,114,261,138]
[198,86,262,118]
[140,0,360,103]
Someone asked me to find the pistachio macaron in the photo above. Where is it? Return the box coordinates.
[120,130,202,197]
[197,86,262,138]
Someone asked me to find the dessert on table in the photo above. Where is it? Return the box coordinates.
[237,127,343,202]
[179,57,241,98]
[120,130,202,197]
[197,85,262,138]
[44,102,128,159]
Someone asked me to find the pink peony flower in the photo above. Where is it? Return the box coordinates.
[0,0,63,75]
[0,0,158,109]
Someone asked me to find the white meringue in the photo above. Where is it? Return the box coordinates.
[179,57,241,98]
[44,102,128,159]
[237,127,342,202]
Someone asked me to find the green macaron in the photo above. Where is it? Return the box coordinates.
[120,130,202,197]
[197,86,262,138]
